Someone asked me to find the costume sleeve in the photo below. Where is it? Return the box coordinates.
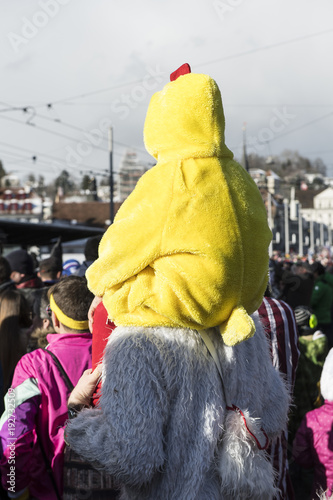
[0,358,41,492]
[86,163,173,298]
[292,415,314,469]
[65,331,169,485]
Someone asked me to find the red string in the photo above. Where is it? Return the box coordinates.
[226,404,269,451]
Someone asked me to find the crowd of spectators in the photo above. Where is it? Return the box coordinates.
[0,241,332,499]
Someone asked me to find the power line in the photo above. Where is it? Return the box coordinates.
[0,101,149,157]
[10,28,331,108]
[269,110,333,142]
[48,78,147,106]
[0,114,109,153]
[35,112,149,155]
[0,140,110,172]
[198,28,333,69]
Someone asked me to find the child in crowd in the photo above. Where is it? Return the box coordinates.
[289,305,328,443]
[0,275,93,500]
[293,348,333,499]
[65,65,289,499]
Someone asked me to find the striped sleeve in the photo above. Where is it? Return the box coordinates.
[0,378,41,492]
[259,297,300,391]
[258,297,300,500]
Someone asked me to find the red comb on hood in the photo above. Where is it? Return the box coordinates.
[170,63,191,81]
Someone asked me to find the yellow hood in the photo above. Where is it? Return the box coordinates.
[86,72,272,346]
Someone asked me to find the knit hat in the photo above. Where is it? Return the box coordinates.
[62,259,80,276]
[6,249,34,276]
[86,65,272,346]
[294,306,318,330]
[320,348,333,401]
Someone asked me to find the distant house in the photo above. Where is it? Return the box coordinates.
[249,168,281,194]
[0,186,45,219]
[0,173,52,221]
[301,187,333,227]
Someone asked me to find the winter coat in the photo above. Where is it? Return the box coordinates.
[258,297,300,500]
[0,332,92,499]
[310,275,333,325]
[288,332,328,441]
[293,400,333,498]
[293,348,333,498]
[66,315,289,500]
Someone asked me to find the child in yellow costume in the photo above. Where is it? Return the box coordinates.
[87,64,272,346]
[66,65,289,499]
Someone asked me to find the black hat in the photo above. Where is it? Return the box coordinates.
[6,249,34,276]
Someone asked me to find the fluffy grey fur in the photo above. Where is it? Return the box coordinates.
[66,315,289,499]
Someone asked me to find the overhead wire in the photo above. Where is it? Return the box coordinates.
[0,140,115,176]
[1,27,333,173]
[0,101,149,157]
[37,28,333,105]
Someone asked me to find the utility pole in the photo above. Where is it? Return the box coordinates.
[242,123,249,172]
[298,203,303,257]
[310,218,314,253]
[320,222,324,247]
[108,127,114,223]
[267,191,273,257]
[284,199,289,256]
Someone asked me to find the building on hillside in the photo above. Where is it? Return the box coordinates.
[118,151,150,202]
[301,187,333,230]
[249,168,281,194]
[0,186,52,221]
[1,174,21,188]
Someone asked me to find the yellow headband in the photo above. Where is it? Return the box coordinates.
[50,294,89,331]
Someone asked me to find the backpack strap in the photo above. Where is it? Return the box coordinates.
[45,349,74,392]
[36,349,74,500]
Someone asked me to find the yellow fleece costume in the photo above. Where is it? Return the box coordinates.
[86,69,272,346]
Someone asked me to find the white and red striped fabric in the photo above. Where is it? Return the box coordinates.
[258,297,300,500]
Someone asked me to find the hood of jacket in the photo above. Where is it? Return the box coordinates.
[144,73,233,163]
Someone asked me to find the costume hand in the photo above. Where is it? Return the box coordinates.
[88,295,103,332]
[68,365,102,407]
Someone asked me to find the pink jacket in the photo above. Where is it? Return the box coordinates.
[0,332,92,499]
[293,400,333,498]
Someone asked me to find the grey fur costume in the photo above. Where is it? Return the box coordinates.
[66,314,289,499]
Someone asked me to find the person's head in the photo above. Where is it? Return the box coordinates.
[32,288,54,331]
[38,256,62,282]
[84,235,102,262]
[310,261,325,279]
[294,305,318,335]
[0,256,11,284]
[48,275,94,333]
[0,289,32,391]
[62,259,80,276]
[6,249,34,284]
[292,261,312,276]
[320,348,333,401]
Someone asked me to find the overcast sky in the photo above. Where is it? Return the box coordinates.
[1,0,333,185]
